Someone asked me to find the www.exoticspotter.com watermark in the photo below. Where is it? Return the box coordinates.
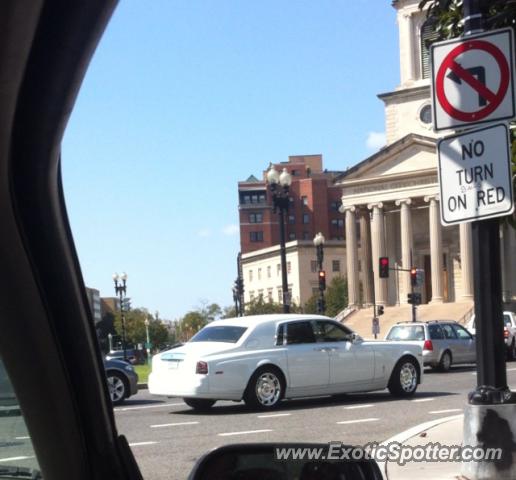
[274,442,502,466]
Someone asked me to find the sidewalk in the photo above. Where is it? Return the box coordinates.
[384,415,464,480]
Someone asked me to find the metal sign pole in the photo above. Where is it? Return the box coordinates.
[463,0,511,405]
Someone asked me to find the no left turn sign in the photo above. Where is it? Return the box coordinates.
[431,28,515,131]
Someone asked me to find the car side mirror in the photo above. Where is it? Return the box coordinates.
[350,333,363,344]
[188,444,383,480]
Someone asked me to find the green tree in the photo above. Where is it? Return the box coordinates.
[113,308,170,349]
[245,297,285,315]
[176,311,208,342]
[419,0,516,227]
[303,294,318,314]
[324,276,348,317]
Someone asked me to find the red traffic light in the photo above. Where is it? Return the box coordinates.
[410,267,417,286]
[318,270,326,291]
[379,257,389,278]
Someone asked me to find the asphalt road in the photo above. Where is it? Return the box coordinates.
[113,365,516,480]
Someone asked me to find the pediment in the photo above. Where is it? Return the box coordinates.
[338,134,437,183]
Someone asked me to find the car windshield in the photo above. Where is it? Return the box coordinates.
[386,326,425,341]
[190,326,247,343]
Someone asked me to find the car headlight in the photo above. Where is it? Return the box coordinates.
[124,364,134,372]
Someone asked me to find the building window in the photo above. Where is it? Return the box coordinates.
[258,289,264,300]
[332,260,341,272]
[303,231,310,240]
[288,232,296,240]
[330,201,340,212]
[288,214,295,224]
[302,214,310,224]
[331,218,344,228]
[276,264,281,275]
[249,212,263,223]
[267,288,273,302]
[291,169,298,176]
[277,288,282,303]
[250,231,264,242]
[420,17,438,79]
[258,193,266,203]
[257,268,262,280]
[267,266,271,278]
[287,261,291,274]
[289,196,294,204]
[250,291,255,301]
[310,260,317,273]
[301,196,308,206]
[249,270,253,282]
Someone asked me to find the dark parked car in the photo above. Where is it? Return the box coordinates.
[104,359,139,405]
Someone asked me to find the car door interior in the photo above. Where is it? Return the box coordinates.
[0,1,142,479]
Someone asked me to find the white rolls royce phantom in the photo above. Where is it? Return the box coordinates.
[149,314,423,411]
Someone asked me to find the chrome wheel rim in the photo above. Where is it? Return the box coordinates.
[400,363,417,393]
[108,376,125,402]
[442,353,451,370]
[255,372,281,406]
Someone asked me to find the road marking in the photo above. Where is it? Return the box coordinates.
[429,409,462,414]
[129,441,159,447]
[115,402,185,412]
[15,436,30,440]
[337,418,379,425]
[257,413,291,418]
[218,429,272,437]
[344,404,373,410]
[0,456,35,463]
[150,421,199,428]
[412,398,435,403]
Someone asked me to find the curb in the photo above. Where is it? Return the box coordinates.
[379,414,463,480]
[137,383,148,390]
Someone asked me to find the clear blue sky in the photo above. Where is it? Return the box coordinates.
[62,1,400,321]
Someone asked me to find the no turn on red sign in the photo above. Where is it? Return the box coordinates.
[431,28,515,132]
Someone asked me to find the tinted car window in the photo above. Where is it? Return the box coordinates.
[428,324,444,340]
[286,321,316,345]
[276,324,285,346]
[504,314,512,327]
[386,325,425,341]
[452,324,472,340]
[313,321,352,342]
[441,324,457,339]
[190,326,247,343]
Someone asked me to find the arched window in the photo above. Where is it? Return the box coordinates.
[420,17,438,79]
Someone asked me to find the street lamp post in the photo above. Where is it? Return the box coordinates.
[112,272,128,362]
[313,232,326,314]
[144,316,151,365]
[266,165,292,313]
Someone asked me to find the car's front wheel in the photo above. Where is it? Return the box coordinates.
[107,372,127,405]
[183,398,216,411]
[388,358,419,397]
[244,367,284,410]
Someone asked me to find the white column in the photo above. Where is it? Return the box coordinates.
[359,210,373,306]
[342,205,360,308]
[368,202,388,306]
[396,198,413,303]
[425,195,444,303]
[460,222,474,301]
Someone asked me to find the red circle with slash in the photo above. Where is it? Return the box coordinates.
[436,39,510,122]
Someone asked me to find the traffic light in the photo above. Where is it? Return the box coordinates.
[318,270,326,291]
[407,293,422,305]
[379,257,389,278]
[377,305,384,316]
[410,267,418,287]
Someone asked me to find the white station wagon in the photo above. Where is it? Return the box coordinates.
[149,314,423,411]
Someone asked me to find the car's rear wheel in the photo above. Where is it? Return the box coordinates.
[439,351,452,372]
[244,367,284,410]
[183,398,216,411]
[107,372,127,405]
[388,358,418,397]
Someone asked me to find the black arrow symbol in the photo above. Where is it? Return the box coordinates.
[447,64,487,106]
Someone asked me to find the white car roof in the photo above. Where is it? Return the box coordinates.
[207,313,333,329]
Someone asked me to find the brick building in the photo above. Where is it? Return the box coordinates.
[238,155,345,255]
